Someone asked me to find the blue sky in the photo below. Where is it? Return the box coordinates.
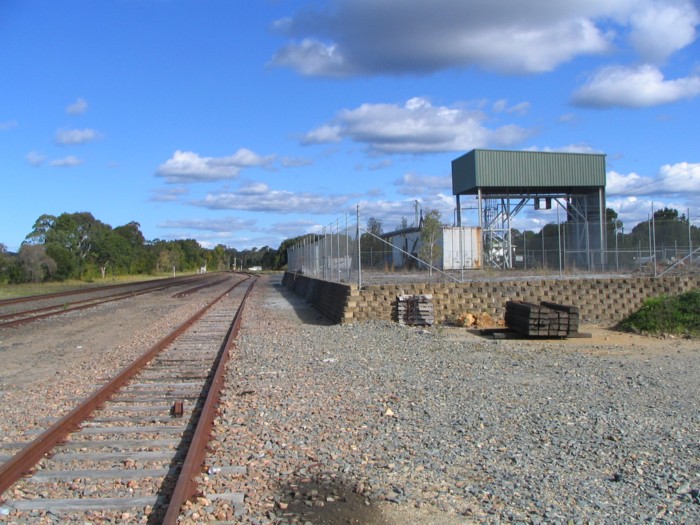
[2,0,700,252]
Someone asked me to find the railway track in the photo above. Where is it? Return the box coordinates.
[0,274,256,523]
[0,274,226,328]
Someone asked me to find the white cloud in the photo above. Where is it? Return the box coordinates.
[54,128,101,145]
[66,97,88,115]
[529,143,601,154]
[394,172,451,196]
[493,100,531,115]
[272,38,352,77]
[607,195,694,228]
[572,65,700,108]
[150,187,189,202]
[628,1,699,63]
[301,124,343,145]
[155,148,275,183]
[193,186,351,214]
[355,195,457,231]
[158,217,256,232]
[50,155,84,167]
[607,162,700,196]
[237,182,270,195]
[270,219,323,237]
[26,151,46,166]
[303,97,532,154]
[607,170,651,195]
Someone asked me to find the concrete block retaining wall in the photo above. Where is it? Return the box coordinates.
[283,272,700,325]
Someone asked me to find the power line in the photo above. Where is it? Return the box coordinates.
[629,162,700,192]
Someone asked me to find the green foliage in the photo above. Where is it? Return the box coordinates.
[618,289,700,336]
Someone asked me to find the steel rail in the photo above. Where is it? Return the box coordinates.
[162,276,257,524]
[171,276,232,298]
[0,274,204,308]
[0,275,249,496]
[0,274,225,328]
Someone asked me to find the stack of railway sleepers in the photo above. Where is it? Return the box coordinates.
[541,301,580,336]
[397,294,434,326]
[505,300,579,337]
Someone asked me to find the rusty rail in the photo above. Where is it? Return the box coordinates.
[162,276,256,524]
[0,274,225,328]
[0,276,248,496]
[0,274,203,308]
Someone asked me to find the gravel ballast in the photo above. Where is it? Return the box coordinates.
[190,274,700,524]
[1,274,698,524]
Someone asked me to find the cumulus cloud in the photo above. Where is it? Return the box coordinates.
[50,155,84,167]
[270,219,323,237]
[26,151,47,166]
[354,194,457,231]
[572,65,700,108]
[301,124,343,145]
[54,128,101,145]
[150,187,189,202]
[394,172,451,196]
[270,0,699,77]
[606,195,695,228]
[628,1,699,63]
[607,162,700,196]
[66,97,88,115]
[303,97,532,154]
[192,183,351,214]
[155,148,276,183]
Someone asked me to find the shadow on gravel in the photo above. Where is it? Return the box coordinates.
[271,282,333,326]
[273,479,390,525]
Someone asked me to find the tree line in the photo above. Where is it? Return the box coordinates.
[0,212,291,284]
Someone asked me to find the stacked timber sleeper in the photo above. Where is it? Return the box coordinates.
[505,300,580,337]
[397,294,434,326]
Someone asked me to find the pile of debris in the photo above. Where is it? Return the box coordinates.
[455,311,505,329]
[505,300,580,337]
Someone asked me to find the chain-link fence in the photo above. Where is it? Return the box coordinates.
[286,207,700,286]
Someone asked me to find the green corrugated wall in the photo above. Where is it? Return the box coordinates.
[452,149,606,194]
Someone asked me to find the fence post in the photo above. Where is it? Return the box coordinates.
[356,205,362,288]
[688,208,692,261]
[557,203,562,277]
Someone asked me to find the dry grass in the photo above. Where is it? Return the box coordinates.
[0,273,178,300]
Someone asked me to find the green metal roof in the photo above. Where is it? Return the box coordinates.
[452,149,606,195]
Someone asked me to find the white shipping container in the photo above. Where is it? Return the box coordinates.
[440,226,482,270]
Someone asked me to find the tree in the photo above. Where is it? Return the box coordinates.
[0,243,11,283]
[18,244,57,283]
[418,208,442,273]
[273,234,318,270]
[362,217,388,269]
[45,243,76,280]
[629,207,689,252]
[24,214,57,245]
[366,217,383,236]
